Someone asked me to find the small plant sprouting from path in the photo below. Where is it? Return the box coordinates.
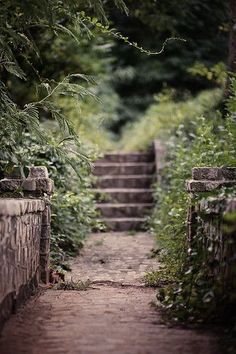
[53,279,92,291]
[143,270,174,288]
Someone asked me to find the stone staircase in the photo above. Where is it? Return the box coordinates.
[93,151,155,231]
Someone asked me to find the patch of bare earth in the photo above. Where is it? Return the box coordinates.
[0,232,220,354]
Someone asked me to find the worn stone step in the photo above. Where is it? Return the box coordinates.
[101,217,147,231]
[95,175,154,189]
[93,163,155,176]
[97,203,153,217]
[94,189,154,203]
[98,152,154,163]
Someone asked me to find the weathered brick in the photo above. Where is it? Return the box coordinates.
[28,166,49,178]
[41,207,51,226]
[35,179,54,195]
[186,180,236,192]
[186,167,236,288]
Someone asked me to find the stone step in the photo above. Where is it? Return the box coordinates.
[101,217,147,231]
[94,189,154,203]
[93,163,155,176]
[95,175,154,189]
[97,203,153,217]
[98,152,154,163]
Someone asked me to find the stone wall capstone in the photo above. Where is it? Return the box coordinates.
[0,167,53,328]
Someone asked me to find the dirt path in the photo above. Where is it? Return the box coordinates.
[0,232,220,354]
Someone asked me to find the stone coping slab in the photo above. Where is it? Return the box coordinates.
[0,199,45,216]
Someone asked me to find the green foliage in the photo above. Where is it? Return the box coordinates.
[120,88,223,151]
[0,0,128,271]
[156,198,236,324]
[150,81,236,322]
[107,0,229,132]
[13,132,103,269]
[187,62,227,86]
[0,0,126,169]
[80,12,186,56]
[143,269,173,288]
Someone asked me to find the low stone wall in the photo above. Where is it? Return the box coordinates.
[0,167,53,328]
[186,167,236,290]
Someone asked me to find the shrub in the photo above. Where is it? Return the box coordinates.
[150,85,236,322]
[120,88,222,151]
[10,132,104,271]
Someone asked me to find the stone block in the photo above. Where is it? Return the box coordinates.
[28,166,49,178]
[0,179,22,191]
[41,206,51,225]
[0,199,45,216]
[35,179,54,195]
[186,180,236,193]
[186,166,236,293]
[153,140,167,182]
[192,167,236,181]
[22,179,37,191]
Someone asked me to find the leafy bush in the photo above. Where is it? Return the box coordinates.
[120,88,223,151]
[10,132,104,271]
[150,83,236,322]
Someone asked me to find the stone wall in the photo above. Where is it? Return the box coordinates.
[153,140,167,183]
[186,167,236,289]
[0,167,53,328]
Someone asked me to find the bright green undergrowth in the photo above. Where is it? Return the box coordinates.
[57,95,118,152]
[120,88,223,151]
[147,82,236,323]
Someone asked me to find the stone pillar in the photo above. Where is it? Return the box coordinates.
[153,140,167,183]
[186,166,236,243]
[186,167,236,288]
[0,166,54,283]
[27,167,53,283]
[40,204,51,283]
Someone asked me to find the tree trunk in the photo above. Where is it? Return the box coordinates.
[223,0,236,105]
[228,0,236,73]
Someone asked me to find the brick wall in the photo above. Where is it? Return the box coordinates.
[0,167,53,328]
[186,167,236,289]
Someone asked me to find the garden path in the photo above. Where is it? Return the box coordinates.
[0,232,220,354]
